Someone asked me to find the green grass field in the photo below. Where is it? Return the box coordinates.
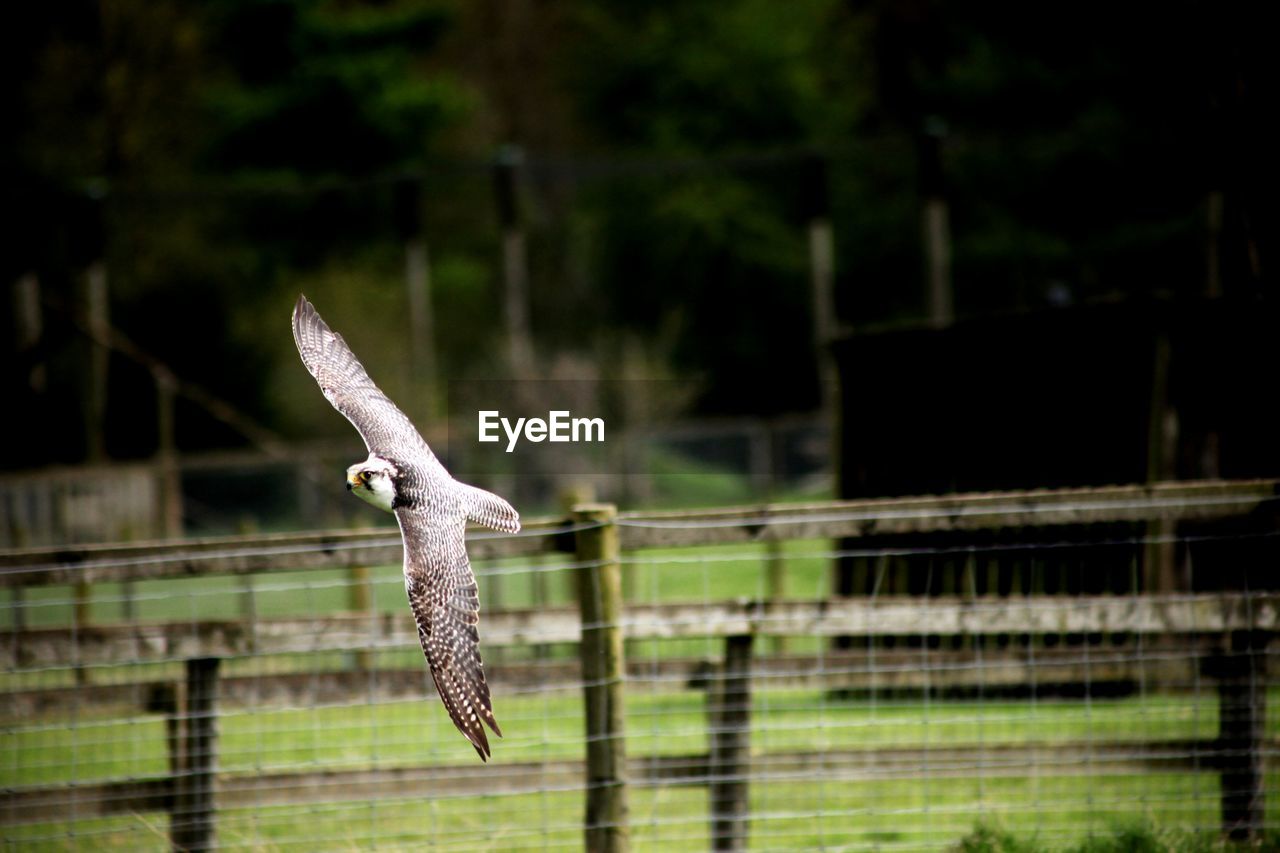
[3,686,1253,850]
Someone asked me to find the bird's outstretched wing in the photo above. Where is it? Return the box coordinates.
[398,508,502,760]
[291,294,427,459]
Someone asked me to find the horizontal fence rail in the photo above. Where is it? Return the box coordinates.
[3,479,1278,851]
[4,594,1278,668]
[11,738,1278,825]
[0,645,1222,718]
[2,479,1275,586]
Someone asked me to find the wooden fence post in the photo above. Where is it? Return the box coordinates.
[574,503,628,853]
[146,683,181,784]
[73,577,92,685]
[1205,632,1267,840]
[348,564,372,670]
[710,634,753,851]
[172,657,220,852]
[154,367,184,539]
[765,541,787,655]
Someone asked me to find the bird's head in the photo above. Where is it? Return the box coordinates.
[346,455,399,513]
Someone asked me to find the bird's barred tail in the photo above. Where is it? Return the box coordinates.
[461,483,521,534]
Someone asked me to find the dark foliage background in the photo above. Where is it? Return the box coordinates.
[2,0,1273,469]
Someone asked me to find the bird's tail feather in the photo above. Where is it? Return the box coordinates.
[460,483,521,534]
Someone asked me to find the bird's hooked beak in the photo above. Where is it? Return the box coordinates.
[346,472,361,491]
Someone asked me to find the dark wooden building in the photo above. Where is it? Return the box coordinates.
[833,296,1280,596]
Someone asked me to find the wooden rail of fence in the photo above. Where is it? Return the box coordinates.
[0,646,1219,719]
[3,479,1276,586]
[3,479,1278,850]
[4,593,1278,669]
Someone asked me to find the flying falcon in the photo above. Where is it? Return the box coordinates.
[292,294,519,760]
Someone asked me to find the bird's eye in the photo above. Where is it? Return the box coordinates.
[359,471,371,483]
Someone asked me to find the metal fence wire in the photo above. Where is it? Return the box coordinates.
[2,480,1278,851]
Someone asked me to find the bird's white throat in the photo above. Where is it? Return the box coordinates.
[348,457,397,513]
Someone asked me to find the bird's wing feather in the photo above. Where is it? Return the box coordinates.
[397,507,502,761]
[291,294,426,458]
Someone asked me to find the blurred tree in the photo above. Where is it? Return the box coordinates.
[3,0,1271,468]
[4,0,213,466]
[199,0,471,256]
[559,0,860,414]
[845,0,1273,320]
[3,1,477,465]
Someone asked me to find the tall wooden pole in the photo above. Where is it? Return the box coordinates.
[13,273,46,394]
[1143,333,1177,592]
[397,179,437,417]
[406,243,435,388]
[919,120,953,326]
[85,261,110,463]
[803,154,839,413]
[76,223,110,683]
[494,145,534,379]
[1206,190,1224,299]
[801,155,837,652]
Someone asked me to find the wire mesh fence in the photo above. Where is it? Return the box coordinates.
[2,480,1278,850]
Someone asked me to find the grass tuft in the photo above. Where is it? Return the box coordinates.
[955,820,1280,853]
